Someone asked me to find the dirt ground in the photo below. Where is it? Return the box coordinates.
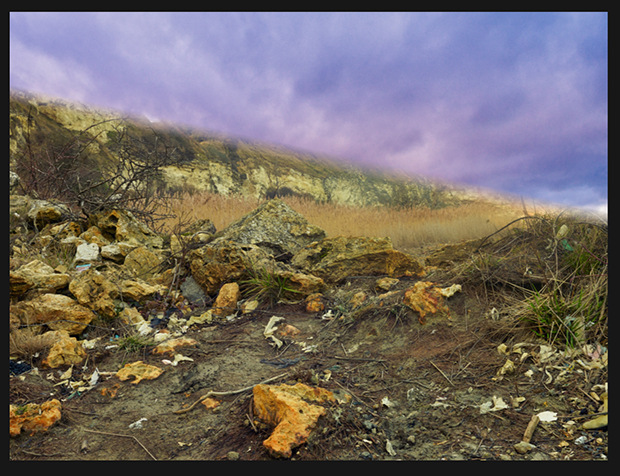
[9,247,608,461]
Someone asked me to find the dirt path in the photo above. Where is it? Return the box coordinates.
[9,272,608,461]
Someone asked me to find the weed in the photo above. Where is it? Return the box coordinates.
[116,334,154,353]
[239,264,301,307]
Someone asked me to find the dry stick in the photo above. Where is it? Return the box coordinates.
[82,428,157,460]
[522,415,540,444]
[173,372,289,415]
[430,361,454,386]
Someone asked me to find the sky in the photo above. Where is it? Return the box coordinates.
[10,12,608,216]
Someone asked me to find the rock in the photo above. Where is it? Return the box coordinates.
[188,241,271,295]
[211,198,326,256]
[424,238,488,268]
[9,170,20,194]
[89,209,164,248]
[124,247,162,280]
[212,283,240,317]
[74,242,101,264]
[100,242,136,262]
[115,361,163,384]
[305,293,325,313]
[43,335,87,368]
[9,259,71,298]
[44,221,83,239]
[273,270,325,296]
[226,451,240,461]
[69,269,119,318]
[27,199,71,229]
[376,277,399,291]
[513,441,536,454]
[252,382,338,458]
[10,293,95,335]
[402,281,452,324]
[10,399,62,437]
[292,236,423,284]
[180,276,208,305]
[79,226,111,247]
[152,337,198,355]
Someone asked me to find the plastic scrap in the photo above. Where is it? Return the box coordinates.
[264,316,285,348]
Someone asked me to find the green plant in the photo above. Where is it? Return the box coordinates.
[239,264,300,307]
[116,333,154,353]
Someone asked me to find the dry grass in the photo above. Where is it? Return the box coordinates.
[159,190,522,251]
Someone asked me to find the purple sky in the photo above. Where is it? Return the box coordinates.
[10,12,607,216]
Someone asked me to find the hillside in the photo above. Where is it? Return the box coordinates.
[10,89,505,209]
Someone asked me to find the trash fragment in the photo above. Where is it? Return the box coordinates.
[574,435,588,445]
[480,396,509,414]
[537,411,558,422]
[582,392,608,430]
[263,316,285,348]
[129,417,148,429]
[386,439,397,456]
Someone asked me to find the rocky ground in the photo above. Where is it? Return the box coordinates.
[9,195,608,461]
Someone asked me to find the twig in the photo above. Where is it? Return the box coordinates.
[333,355,387,363]
[430,361,454,386]
[82,428,157,460]
[173,372,289,415]
[522,415,540,444]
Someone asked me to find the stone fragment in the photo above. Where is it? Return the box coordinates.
[305,293,325,313]
[79,226,111,247]
[402,281,452,324]
[74,242,100,264]
[252,382,337,458]
[115,361,163,384]
[10,399,62,437]
[212,282,240,317]
[376,277,399,291]
[152,337,198,355]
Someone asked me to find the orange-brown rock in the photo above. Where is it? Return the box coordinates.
[252,383,337,458]
[115,361,163,384]
[9,260,71,298]
[151,337,198,355]
[69,269,119,318]
[10,399,62,437]
[42,335,87,368]
[305,293,325,313]
[212,282,240,317]
[402,281,453,324]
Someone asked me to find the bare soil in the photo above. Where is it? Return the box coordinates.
[9,248,608,461]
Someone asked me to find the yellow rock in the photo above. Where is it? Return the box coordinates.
[116,361,163,384]
[10,399,62,437]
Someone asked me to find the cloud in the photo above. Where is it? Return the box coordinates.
[9,12,607,210]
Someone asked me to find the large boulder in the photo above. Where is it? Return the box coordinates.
[10,260,71,299]
[10,293,95,335]
[210,198,326,257]
[291,235,423,284]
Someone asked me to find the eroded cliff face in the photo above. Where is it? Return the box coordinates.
[9,90,462,208]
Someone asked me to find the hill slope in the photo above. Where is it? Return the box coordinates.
[10,89,498,209]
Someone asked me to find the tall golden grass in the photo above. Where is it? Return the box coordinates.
[160,190,522,252]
